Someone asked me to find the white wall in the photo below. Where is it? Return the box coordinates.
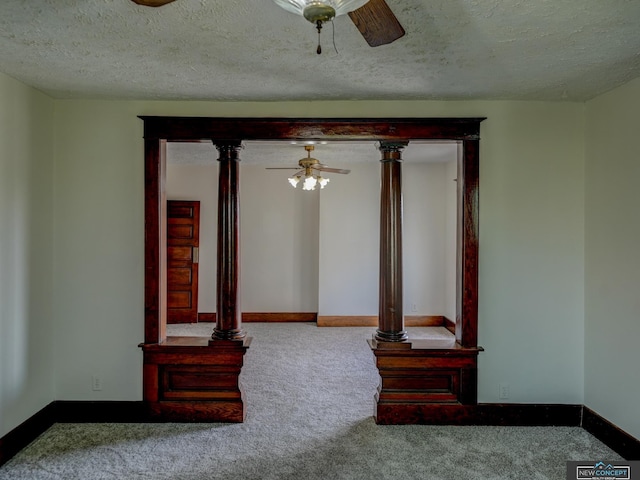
[585,77,640,439]
[318,161,379,315]
[168,154,453,317]
[169,147,455,317]
[444,154,458,321]
[403,161,448,315]
[318,158,453,317]
[242,165,319,312]
[166,162,320,314]
[49,99,586,409]
[0,73,54,436]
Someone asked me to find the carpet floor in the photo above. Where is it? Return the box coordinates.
[0,323,620,479]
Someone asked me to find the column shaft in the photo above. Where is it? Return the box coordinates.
[376,142,408,342]
[212,142,245,341]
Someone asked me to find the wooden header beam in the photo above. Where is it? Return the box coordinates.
[139,116,484,142]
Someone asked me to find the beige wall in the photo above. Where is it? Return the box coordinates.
[585,77,640,439]
[50,99,586,409]
[0,73,54,436]
[6,82,617,437]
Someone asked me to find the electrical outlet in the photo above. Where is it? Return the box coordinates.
[411,303,417,312]
[92,375,103,391]
[499,382,509,399]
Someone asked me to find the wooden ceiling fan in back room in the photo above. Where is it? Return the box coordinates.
[131,0,405,52]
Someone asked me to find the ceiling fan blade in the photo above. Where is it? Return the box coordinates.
[265,167,301,170]
[130,0,176,6]
[314,166,351,174]
[348,0,405,47]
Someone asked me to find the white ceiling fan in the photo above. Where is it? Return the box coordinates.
[130,0,405,47]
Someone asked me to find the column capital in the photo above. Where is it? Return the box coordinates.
[378,141,409,150]
[378,141,409,162]
[213,141,243,160]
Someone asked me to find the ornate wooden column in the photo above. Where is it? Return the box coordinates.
[211,141,246,342]
[141,140,250,423]
[139,116,484,425]
[369,140,482,424]
[376,141,409,342]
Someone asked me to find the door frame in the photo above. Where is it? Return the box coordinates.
[141,117,483,347]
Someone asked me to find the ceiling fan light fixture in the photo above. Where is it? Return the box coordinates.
[318,177,330,189]
[302,176,318,191]
[272,0,370,23]
[288,175,301,188]
[270,145,349,191]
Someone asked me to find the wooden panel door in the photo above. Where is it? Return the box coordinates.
[167,200,200,323]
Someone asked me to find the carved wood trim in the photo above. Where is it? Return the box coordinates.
[141,339,251,422]
[141,117,484,424]
[142,116,483,348]
[144,139,167,344]
[140,117,483,142]
[457,139,480,347]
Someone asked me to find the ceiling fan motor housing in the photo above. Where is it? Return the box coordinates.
[303,4,336,23]
[273,0,370,20]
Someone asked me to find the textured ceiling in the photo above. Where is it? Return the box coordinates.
[1,0,639,102]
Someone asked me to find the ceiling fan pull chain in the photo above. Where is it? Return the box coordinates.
[316,20,323,54]
[331,19,339,54]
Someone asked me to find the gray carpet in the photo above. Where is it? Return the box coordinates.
[0,323,620,479]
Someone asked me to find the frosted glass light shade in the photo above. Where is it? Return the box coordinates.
[288,175,301,188]
[302,176,318,191]
[273,0,370,18]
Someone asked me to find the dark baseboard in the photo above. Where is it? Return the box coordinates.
[1,401,638,467]
[375,403,583,426]
[0,401,146,468]
[582,407,640,460]
[476,403,582,426]
[54,401,147,423]
[0,402,56,467]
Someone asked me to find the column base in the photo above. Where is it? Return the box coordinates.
[141,336,251,422]
[369,337,482,425]
[210,328,246,342]
[374,329,409,342]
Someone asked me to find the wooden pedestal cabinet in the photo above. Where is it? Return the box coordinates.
[141,337,251,422]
